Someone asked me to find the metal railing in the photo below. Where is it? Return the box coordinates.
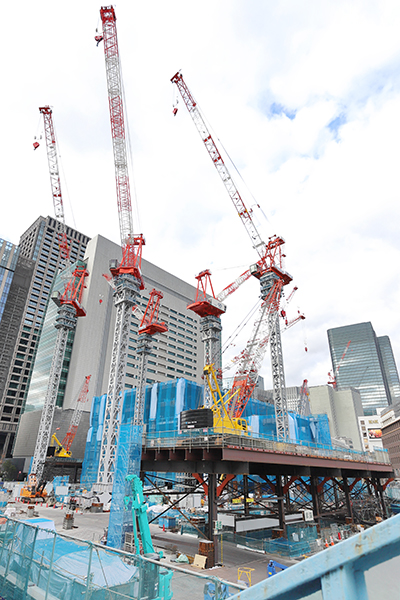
[144,428,391,465]
[227,513,400,599]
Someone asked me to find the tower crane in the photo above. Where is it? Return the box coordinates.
[30,107,89,481]
[30,262,88,480]
[38,106,70,264]
[52,375,92,456]
[328,340,351,389]
[171,72,293,439]
[96,6,145,488]
[187,266,257,407]
[298,379,311,416]
[132,289,168,426]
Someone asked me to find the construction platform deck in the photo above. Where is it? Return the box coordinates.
[142,431,393,478]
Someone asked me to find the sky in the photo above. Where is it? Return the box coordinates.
[2,0,400,392]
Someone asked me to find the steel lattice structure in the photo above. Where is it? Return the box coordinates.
[134,290,168,424]
[38,106,70,264]
[61,374,91,453]
[98,274,139,486]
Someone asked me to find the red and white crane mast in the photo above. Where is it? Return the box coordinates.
[31,262,89,479]
[30,107,89,481]
[171,72,293,439]
[38,106,70,264]
[96,6,145,488]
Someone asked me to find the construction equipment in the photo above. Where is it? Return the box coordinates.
[50,373,91,457]
[59,375,91,455]
[30,262,89,480]
[124,474,173,600]
[133,290,168,426]
[95,6,145,489]
[328,340,351,388]
[50,433,70,458]
[171,72,294,440]
[20,474,47,504]
[38,106,70,265]
[203,364,248,433]
[298,379,311,416]
[124,474,154,555]
[30,105,89,481]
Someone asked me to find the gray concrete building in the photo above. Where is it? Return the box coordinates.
[309,385,364,450]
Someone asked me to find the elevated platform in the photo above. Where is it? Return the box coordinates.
[142,431,393,479]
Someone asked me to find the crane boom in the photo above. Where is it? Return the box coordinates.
[171,73,266,261]
[61,375,91,452]
[38,106,70,263]
[99,5,144,280]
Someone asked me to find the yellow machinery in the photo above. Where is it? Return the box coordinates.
[20,473,48,503]
[203,364,249,434]
[50,433,71,458]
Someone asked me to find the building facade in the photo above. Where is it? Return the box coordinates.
[309,385,364,450]
[0,239,35,456]
[358,414,384,453]
[327,322,400,415]
[0,217,89,456]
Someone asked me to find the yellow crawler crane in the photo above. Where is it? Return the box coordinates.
[203,364,249,434]
[50,433,71,458]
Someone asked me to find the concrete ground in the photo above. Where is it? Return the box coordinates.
[10,500,298,589]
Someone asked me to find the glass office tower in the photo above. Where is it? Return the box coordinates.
[328,322,399,415]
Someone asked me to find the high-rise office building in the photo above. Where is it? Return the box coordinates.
[0,216,89,456]
[377,336,400,405]
[13,234,204,462]
[0,239,35,456]
[327,322,400,415]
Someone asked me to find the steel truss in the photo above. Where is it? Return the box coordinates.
[201,315,222,407]
[97,273,141,488]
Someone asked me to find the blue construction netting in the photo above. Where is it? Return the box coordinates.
[105,379,203,549]
[80,393,106,490]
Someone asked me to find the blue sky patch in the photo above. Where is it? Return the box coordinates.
[328,112,347,136]
[270,102,297,120]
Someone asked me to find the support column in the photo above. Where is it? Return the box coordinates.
[207,473,218,565]
[243,475,249,517]
[343,477,353,522]
[310,476,321,530]
[276,475,286,535]
[375,478,388,519]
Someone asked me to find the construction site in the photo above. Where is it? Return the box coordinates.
[0,4,400,600]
